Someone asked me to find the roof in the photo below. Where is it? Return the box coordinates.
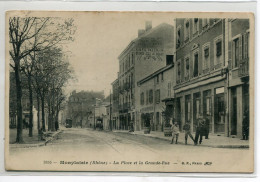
[118,23,174,60]
[111,78,119,85]
[137,64,174,86]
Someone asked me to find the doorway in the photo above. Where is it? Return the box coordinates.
[231,87,237,135]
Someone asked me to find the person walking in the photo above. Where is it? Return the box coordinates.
[183,121,194,145]
[194,115,205,145]
[171,119,180,144]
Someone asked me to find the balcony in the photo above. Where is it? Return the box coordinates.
[176,79,182,84]
[238,58,249,78]
[123,102,130,110]
[124,82,131,91]
[119,86,124,94]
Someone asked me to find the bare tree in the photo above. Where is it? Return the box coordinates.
[9,17,76,143]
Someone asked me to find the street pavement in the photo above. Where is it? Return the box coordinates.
[7,127,251,171]
[113,129,249,148]
[9,127,249,156]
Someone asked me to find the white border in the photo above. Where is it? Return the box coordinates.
[0,0,258,181]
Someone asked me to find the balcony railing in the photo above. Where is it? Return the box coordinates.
[238,58,249,77]
[119,86,124,94]
[123,102,130,110]
[124,82,131,91]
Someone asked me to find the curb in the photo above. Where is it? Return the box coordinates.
[113,131,249,149]
[10,130,63,148]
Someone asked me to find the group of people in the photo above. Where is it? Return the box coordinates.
[170,115,209,145]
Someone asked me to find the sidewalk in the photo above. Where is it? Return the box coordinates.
[113,130,249,148]
[9,128,62,148]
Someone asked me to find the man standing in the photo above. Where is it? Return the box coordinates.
[183,121,194,145]
[194,116,205,145]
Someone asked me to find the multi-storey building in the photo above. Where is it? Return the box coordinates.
[174,18,228,134]
[137,62,175,132]
[117,21,174,131]
[173,18,250,138]
[111,78,119,129]
[227,19,250,138]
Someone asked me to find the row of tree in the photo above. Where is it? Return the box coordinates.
[9,16,76,143]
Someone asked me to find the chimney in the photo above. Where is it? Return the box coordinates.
[145,21,152,31]
[138,29,145,37]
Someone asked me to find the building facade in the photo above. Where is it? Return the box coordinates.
[137,63,175,132]
[67,90,104,128]
[227,19,250,137]
[117,21,174,131]
[111,78,119,130]
[173,18,250,138]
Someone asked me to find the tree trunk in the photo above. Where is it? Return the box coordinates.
[14,61,24,143]
[28,74,33,137]
[51,92,55,131]
[41,93,46,131]
[36,92,40,135]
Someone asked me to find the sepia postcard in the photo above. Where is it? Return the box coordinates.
[5,11,254,172]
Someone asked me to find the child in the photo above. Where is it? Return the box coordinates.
[171,121,180,144]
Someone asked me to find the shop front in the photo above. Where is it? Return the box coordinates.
[174,79,227,135]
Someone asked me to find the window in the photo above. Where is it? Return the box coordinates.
[177,61,181,81]
[146,90,149,105]
[244,32,249,59]
[202,18,209,27]
[155,89,160,104]
[206,97,212,115]
[216,41,222,57]
[156,75,159,83]
[202,43,210,70]
[140,92,144,105]
[166,55,173,65]
[195,99,200,119]
[161,72,164,81]
[193,18,199,34]
[132,53,134,64]
[234,38,239,68]
[193,53,199,77]
[214,35,223,66]
[177,27,181,48]
[128,55,130,68]
[184,20,190,41]
[185,57,190,79]
[232,32,250,69]
[149,89,153,104]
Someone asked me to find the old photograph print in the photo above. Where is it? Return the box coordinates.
[5,11,254,172]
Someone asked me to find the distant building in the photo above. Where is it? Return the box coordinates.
[67,90,104,128]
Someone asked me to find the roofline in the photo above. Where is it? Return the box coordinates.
[118,23,174,60]
[137,64,174,86]
[111,78,119,85]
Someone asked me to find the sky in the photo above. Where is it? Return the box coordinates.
[64,12,174,96]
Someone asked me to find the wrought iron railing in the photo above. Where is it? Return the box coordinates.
[238,58,249,77]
